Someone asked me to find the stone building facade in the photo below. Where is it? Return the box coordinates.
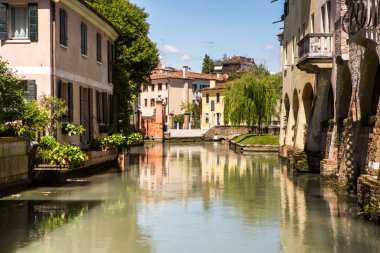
[279,0,380,220]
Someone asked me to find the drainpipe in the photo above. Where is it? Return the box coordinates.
[51,0,58,97]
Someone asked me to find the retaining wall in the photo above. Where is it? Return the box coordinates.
[0,137,29,193]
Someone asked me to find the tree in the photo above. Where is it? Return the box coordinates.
[0,57,24,123]
[38,95,68,136]
[87,0,160,130]
[223,66,281,132]
[202,54,215,74]
[181,101,201,124]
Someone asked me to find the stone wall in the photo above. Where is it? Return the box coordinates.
[203,126,250,141]
[357,175,380,222]
[84,149,118,168]
[0,138,29,194]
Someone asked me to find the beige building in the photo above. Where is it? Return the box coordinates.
[279,0,334,166]
[139,66,223,129]
[0,0,118,145]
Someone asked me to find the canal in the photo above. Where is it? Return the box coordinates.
[0,143,379,253]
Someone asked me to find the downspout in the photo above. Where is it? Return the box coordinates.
[51,0,57,97]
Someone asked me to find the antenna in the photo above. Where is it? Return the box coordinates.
[201,41,215,56]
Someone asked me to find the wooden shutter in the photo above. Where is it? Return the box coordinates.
[28,3,38,42]
[107,41,111,82]
[0,4,8,41]
[109,94,113,124]
[96,33,102,62]
[81,22,87,55]
[68,82,73,122]
[60,9,67,46]
[57,80,62,98]
[102,92,108,124]
[88,88,93,138]
[80,86,84,126]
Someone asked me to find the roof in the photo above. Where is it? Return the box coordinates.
[151,71,225,81]
[223,56,255,64]
[200,83,225,92]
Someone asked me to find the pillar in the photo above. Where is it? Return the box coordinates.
[184,112,190,130]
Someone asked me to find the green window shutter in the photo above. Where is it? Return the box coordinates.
[28,3,38,42]
[0,3,8,41]
[24,80,37,101]
[68,82,73,122]
[57,80,62,98]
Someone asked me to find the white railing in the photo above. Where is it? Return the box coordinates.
[298,33,333,63]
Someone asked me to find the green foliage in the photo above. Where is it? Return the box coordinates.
[328,118,335,128]
[102,133,127,149]
[87,0,160,130]
[174,114,185,124]
[20,100,49,140]
[126,132,144,146]
[0,57,24,123]
[88,138,104,150]
[202,54,215,74]
[368,115,377,127]
[64,123,86,136]
[180,101,201,120]
[233,134,279,145]
[223,66,281,130]
[39,136,58,150]
[343,118,348,127]
[37,136,88,168]
[38,95,68,136]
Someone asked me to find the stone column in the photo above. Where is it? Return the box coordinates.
[168,112,174,129]
[183,112,190,130]
[154,97,165,140]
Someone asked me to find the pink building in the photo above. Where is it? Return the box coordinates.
[0,0,119,145]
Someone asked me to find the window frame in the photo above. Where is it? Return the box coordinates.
[81,22,87,56]
[60,8,68,47]
[205,93,209,103]
[9,5,29,40]
[96,32,102,63]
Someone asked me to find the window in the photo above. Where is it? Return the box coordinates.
[96,32,102,63]
[96,91,102,123]
[144,99,148,107]
[22,80,37,101]
[165,83,168,90]
[81,22,87,55]
[57,80,73,122]
[205,113,209,124]
[310,13,315,33]
[206,93,209,103]
[211,100,215,111]
[192,84,197,92]
[150,98,155,107]
[165,97,168,105]
[151,84,155,92]
[158,83,162,91]
[10,6,28,38]
[143,86,148,92]
[216,93,220,103]
[0,3,38,42]
[60,8,68,46]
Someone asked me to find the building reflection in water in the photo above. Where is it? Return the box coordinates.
[279,160,380,253]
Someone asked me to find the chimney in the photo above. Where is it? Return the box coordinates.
[217,73,221,79]
[182,66,189,78]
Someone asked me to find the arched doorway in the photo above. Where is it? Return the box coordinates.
[283,94,290,145]
[302,83,314,125]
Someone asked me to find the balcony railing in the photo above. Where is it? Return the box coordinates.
[298,33,333,63]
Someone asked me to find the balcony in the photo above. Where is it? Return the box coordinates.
[297,33,333,73]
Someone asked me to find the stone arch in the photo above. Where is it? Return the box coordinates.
[337,65,352,121]
[302,83,314,125]
[283,94,291,145]
[358,48,380,121]
[292,89,299,123]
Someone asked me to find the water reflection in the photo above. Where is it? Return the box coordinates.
[0,143,378,252]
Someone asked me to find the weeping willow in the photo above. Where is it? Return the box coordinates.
[224,70,281,131]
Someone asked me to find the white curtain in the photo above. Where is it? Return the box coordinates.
[12,7,29,38]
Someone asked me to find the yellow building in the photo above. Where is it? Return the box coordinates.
[201,84,224,130]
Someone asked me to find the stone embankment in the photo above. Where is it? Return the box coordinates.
[0,137,29,196]
[229,140,279,154]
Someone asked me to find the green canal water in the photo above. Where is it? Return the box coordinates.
[0,143,379,253]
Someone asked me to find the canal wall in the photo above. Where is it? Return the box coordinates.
[357,175,380,222]
[229,140,279,154]
[0,137,29,195]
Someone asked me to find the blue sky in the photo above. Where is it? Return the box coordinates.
[129,0,284,73]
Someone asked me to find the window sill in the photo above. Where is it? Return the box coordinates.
[97,61,102,65]
[5,39,31,44]
[81,54,88,59]
[60,44,68,49]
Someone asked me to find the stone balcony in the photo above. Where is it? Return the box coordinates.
[297,33,333,73]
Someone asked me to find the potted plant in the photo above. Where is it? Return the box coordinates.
[102,133,127,170]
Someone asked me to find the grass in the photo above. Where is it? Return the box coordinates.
[233,134,279,145]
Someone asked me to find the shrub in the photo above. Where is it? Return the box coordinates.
[126,132,144,146]
[39,136,58,150]
[88,138,104,150]
[63,123,86,136]
[102,133,127,149]
[368,115,376,127]
[174,114,184,124]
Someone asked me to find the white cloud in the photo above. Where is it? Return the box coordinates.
[264,43,275,51]
[163,44,179,54]
[181,53,191,60]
